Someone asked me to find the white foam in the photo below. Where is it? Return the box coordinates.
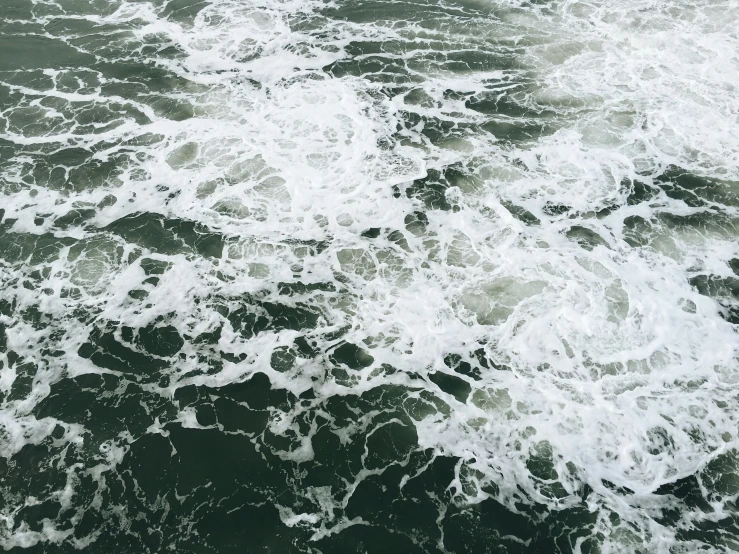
[1,0,738,550]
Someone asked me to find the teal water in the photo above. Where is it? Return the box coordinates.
[1,0,739,552]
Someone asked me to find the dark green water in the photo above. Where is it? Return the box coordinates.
[1,0,738,552]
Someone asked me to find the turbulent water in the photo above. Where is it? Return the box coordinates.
[1,0,739,552]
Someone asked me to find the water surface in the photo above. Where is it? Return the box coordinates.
[1,0,739,552]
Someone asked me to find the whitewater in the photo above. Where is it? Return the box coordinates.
[0,0,738,552]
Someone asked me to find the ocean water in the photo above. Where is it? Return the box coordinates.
[1,0,738,552]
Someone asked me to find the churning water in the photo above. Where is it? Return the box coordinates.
[1,0,738,552]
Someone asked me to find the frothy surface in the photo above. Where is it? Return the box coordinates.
[1,0,738,552]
